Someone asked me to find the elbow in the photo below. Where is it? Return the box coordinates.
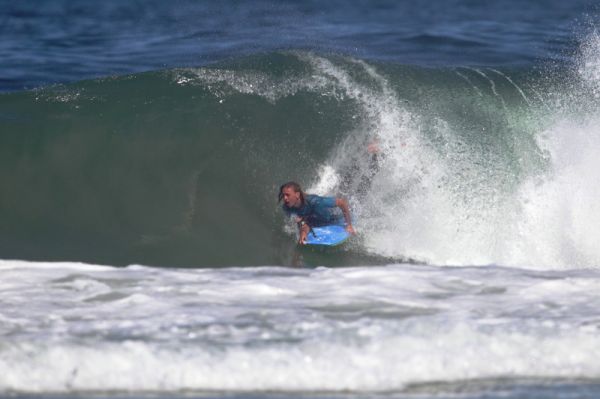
[336,198,349,208]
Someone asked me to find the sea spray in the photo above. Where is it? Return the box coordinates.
[508,31,600,268]
[0,50,598,268]
[302,39,600,268]
[302,54,545,266]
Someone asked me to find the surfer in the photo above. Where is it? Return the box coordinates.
[279,182,355,245]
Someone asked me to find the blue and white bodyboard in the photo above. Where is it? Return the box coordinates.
[304,225,350,247]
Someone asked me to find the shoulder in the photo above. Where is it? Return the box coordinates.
[306,194,336,207]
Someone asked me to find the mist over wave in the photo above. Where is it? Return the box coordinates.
[1,39,600,268]
[303,49,600,269]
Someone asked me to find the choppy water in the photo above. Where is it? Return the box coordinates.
[2,260,600,398]
[0,0,595,92]
[2,1,600,398]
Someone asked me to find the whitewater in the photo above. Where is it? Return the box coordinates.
[2,260,600,396]
[3,2,600,398]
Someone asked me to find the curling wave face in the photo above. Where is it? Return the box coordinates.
[1,48,600,268]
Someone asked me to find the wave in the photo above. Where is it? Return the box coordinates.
[2,260,600,394]
[1,46,599,268]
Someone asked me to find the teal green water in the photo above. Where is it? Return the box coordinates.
[0,52,582,267]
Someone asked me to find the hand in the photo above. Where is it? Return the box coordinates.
[298,224,309,245]
[298,233,307,245]
[345,224,356,235]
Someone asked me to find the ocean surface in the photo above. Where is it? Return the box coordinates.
[2,1,600,398]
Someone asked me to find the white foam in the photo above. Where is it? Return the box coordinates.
[510,117,600,267]
[301,43,600,269]
[1,260,600,393]
[179,50,600,269]
[311,164,339,195]
[3,328,600,393]
[299,55,505,267]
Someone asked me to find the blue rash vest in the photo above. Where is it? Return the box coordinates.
[282,194,344,227]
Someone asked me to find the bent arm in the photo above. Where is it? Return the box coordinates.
[335,198,355,234]
[298,221,310,244]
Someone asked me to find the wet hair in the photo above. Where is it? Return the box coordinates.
[278,181,305,205]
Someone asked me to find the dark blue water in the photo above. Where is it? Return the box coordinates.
[1,0,597,92]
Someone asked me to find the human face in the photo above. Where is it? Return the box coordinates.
[281,187,301,208]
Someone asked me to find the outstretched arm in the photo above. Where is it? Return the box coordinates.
[335,198,355,234]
